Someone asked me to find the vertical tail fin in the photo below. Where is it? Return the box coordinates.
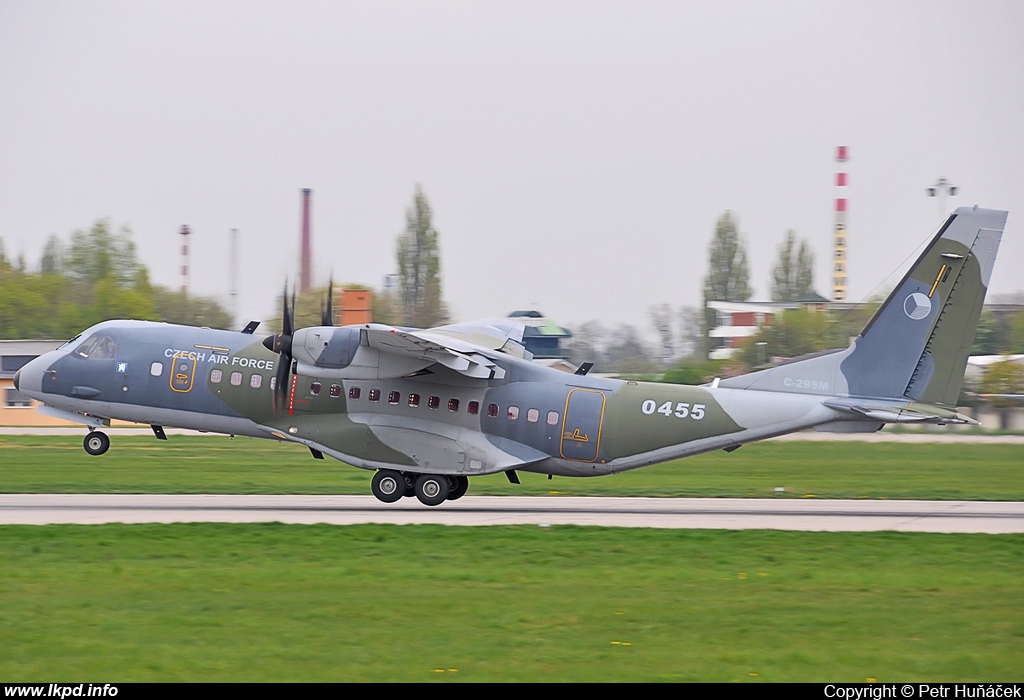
[720,206,1006,404]
[839,206,1005,403]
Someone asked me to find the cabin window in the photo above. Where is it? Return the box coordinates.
[547,410,559,425]
[250,374,262,389]
[527,408,539,423]
[508,406,520,421]
[149,362,163,377]
[408,393,420,407]
[388,391,400,405]
[428,396,440,410]
[368,388,380,402]
[467,401,480,415]
[210,369,222,384]
[310,382,321,396]
[349,387,360,400]
[448,398,460,412]
[230,371,243,386]
[330,384,341,398]
[487,403,499,418]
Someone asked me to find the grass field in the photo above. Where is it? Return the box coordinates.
[1,434,1022,500]
[3,436,1022,681]
[2,524,1022,682]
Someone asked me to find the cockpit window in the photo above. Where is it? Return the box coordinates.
[74,336,118,360]
[57,334,82,350]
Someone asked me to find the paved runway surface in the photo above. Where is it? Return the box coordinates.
[2,495,1023,532]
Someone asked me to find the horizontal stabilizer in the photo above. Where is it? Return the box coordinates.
[823,400,977,425]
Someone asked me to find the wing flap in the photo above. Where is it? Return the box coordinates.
[363,324,507,379]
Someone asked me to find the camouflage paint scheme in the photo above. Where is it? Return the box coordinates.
[14,207,1008,501]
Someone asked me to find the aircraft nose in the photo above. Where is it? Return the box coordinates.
[13,354,49,396]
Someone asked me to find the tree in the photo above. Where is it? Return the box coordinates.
[980,358,1024,408]
[737,308,839,366]
[65,219,143,287]
[703,212,751,303]
[40,235,63,276]
[397,185,447,328]
[770,230,814,302]
[1009,311,1024,353]
[0,219,233,339]
[702,211,752,356]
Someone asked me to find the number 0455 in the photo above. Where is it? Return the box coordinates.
[641,400,705,420]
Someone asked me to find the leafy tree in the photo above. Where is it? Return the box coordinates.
[65,219,143,287]
[397,185,447,328]
[771,230,814,302]
[371,288,404,326]
[1008,311,1024,353]
[980,358,1024,407]
[0,220,232,339]
[737,308,839,366]
[701,211,752,356]
[703,212,751,303]
[151,288,233,330]
[972,309,1002,355]
[40,235,63,276]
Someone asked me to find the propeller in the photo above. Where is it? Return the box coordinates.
[263,281,335,412]
[263,284,296,409]
[321,278,334,327]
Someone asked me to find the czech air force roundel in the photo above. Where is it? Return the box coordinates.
[904,292,932,320]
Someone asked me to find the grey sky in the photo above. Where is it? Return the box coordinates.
[2,0,1022,334]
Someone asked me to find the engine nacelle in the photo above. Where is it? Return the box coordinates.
[291,326,432,380]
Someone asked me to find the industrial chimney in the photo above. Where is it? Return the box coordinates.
[300,188,312,294]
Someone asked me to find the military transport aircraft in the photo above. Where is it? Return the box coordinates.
[13,206,1007,506]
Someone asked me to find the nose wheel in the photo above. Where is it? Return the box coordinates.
[83,431,110,456]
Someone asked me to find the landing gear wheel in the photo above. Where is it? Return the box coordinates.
[83,431,110,456]
[447,475,469,501]
[414,474,449,507]
[371,470,406,504]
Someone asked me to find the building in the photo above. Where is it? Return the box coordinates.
[706,301,784,360]
[507,310,573,360]
[1,340,65,425]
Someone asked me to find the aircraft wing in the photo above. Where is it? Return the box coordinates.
[362,322,521,379]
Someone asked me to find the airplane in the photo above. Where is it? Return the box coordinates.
[13,206,1007,506]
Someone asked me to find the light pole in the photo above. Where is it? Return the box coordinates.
[756,341,767,368]
[927,177,958,225]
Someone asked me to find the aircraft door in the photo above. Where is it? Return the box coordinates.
[170,353,197,393]
[560,388,606,462]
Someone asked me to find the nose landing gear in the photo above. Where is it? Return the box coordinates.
[83,431,110,456]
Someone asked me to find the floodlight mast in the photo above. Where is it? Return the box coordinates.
[927,177,958,225]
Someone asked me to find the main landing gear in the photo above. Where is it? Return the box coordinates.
[371,469,469,507]
[83,431,110,456]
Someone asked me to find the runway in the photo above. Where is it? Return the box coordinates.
[1,494,1023,533]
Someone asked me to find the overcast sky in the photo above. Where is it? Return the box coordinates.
[2,0,1022,334]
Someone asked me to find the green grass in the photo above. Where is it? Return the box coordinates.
[1,524,1021,682]
[1,435,1022,500]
